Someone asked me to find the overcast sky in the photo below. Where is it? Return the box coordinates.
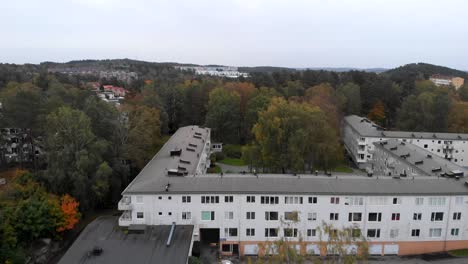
[1,0,467,69]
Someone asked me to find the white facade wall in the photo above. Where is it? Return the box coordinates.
[120,193,468,244]
[342,122,468,168]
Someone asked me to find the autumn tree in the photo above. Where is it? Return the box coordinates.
[126,105,163,169]
[367,100,386,126]
[448,102,468,133]
[251,98,342,173]
[57,194,80,232]
[304,83,342,131]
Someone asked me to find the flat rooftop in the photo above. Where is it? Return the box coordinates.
[59,216,193,264]
[344,115,468,140]
[374,139,468,176]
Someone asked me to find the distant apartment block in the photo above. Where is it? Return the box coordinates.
[342,115,468,168]
[429,74,464,90]
[176,66,249,78]
[117,125,468,257]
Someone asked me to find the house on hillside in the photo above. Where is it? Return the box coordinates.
[429,74,464,89]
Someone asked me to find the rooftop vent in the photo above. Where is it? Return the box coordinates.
[193,135,202,139]
[195,132,202,136]
[177,166,187,171]
[415,160,424,165]
[188,143,197,148]
[390,146,398,151]
[382,141,388,145]
[170,148,182,156]
[168,169,185,176]
[179,159,191,164]
[432,167,442,172]
[186,147,196,152]
[427,154,432,159]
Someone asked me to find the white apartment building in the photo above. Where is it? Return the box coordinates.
[118,125,468,257]
[342,115,468,168]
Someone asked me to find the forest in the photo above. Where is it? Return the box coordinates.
[1,60,468,263]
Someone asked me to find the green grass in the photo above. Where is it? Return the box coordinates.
[207,165,222,173]
[332,165,354,173]
[218,158,246,166]
[449,249,468,257]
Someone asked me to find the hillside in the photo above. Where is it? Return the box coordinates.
[384,62,468,81]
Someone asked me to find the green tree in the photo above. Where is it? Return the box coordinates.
[204,87,241,144]
[458,84,468,101]
[337,82,361,115]
[44,106,110,209]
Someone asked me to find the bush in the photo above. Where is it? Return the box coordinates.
[188,256,202,264]
[214,152,225,161]
[223,144,242,159]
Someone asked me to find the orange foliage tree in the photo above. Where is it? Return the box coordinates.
[368,100,386,126]
[57,194,81,232]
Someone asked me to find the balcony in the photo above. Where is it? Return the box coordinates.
[119,211,132,226]
[118,197,133,211]
[443,145,454,151]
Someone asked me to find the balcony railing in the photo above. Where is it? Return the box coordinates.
[118,197,132,211]
[119,211,132,226]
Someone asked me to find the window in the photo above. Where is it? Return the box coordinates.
[136,196,143,203]
[265,211,279,221]
[411,229,420,237]
[330,213,339,220]
[415,197,424,205]
[284,211,298,221]
[246,228,255,237]
[136,212,144,219]
[451,228,460,236]
[158,196,162,200]
[182,212,191,220]
[285,196,303,204]
[413,213,422,220]
[429,197,446,206]
[369,197,387,205]
[309,197,318,204]
[158,212,162,215]
[246,196,255,203]
[455,197,464,205]
[265,228,278,237]
[225,196,234,203]
[429,228,442,237]
[201,196,219,204]
[424,144,428,148]
[307,229,317,237]
[453,212,461,220]
[182,196,191,203]
[330,197,340,204]
[284,228,298,238]
[225,228,238,237]
[201,211,215,221]
[367,229,380,238]
[392,198,401,205]
[391,213,400,221]
[308,212,317,221]
[168,196,172,200]
[431,212,444,221]
[246,212,256,220]
[225,211,234,220]
[368,212,382,222]
[261,196,279,204]
[168,212,172,216]
[390,229,399,238]
[346,197,364,206]
[348,212,362,222]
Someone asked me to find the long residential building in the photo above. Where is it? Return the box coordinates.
[118,125,468,257]
[342,115,468,168]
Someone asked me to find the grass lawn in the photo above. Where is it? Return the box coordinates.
[332,165,354,173]
[207,165,222,173]
[218,158,246,166]
[449,249,468,257]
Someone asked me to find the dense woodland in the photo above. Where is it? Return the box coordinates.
[1,60,468,263]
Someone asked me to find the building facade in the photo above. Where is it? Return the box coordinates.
[342,115,468,168]
[118,125,468,257]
